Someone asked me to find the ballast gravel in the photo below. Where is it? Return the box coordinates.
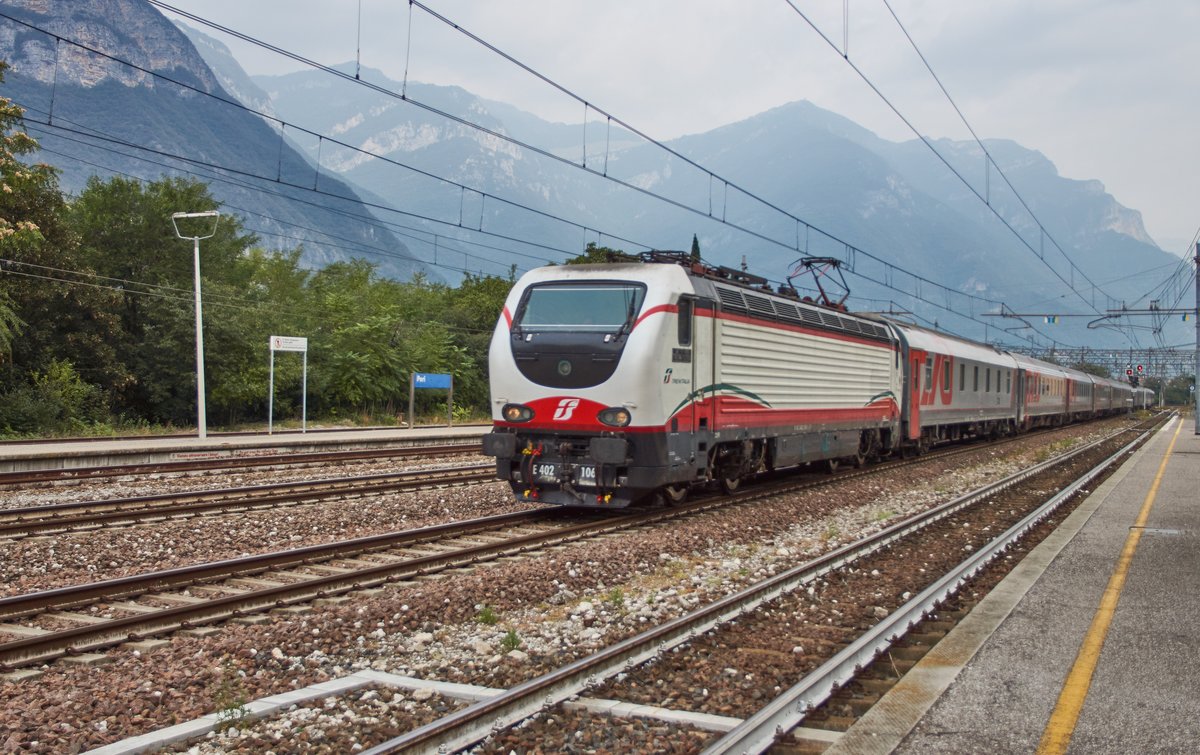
[0,419,1133,752]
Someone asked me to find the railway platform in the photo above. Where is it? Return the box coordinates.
[830,414,1200,754]
[0,424,487,475]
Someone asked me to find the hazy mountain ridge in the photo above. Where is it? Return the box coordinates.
[173,19,275,119]
[0,0,429,281]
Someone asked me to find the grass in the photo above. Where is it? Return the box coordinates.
[475,605,499,625]
[604,587,625,610]
[212,661,250,732]
[500,630,522,652]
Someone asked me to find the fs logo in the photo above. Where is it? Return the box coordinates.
[552,398,580,421]
[663,368,673,384]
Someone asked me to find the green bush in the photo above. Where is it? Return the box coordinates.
[0,360,109,435]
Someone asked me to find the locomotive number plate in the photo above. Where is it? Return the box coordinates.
[575,465,597,486]
[533,463,598,486]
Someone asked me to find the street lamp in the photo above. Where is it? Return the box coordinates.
[170,211,220,439]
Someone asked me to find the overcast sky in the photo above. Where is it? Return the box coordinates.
[159,0,1200,255]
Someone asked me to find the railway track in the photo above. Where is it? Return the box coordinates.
[0,425,490,446]
[0,462,497,539]
[0,417,1146,677]
[0,441,482,487]
[350,414,1164,754]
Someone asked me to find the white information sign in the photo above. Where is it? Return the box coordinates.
[271,335,308,352]
[268,335,308,434]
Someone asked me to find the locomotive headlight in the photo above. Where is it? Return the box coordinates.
[501,403,534,422]
[598,406,632,427]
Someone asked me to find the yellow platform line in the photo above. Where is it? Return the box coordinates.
[1036,418,1182,754]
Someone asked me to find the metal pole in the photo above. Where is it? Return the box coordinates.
[1194,243,1199,433]
[171,211,218,440]
[268,348,274,435]
[192,235,207,439]
[408,373,416,429]
[302,350,308,433]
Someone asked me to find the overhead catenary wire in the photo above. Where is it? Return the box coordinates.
[140,2,1078,350]
[2,7,1082,350]
[781,0,1123,328]
[0,261,498,337]
[29,132,545,278]
[19,111,586,274]
[877,1,1121,311]
[0,11,656,269]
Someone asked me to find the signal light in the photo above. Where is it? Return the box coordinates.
[1136,364,1143,373]
[598,406,632,427]
[501,403,534,422]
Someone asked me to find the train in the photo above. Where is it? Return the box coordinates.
[482,252,1155,508]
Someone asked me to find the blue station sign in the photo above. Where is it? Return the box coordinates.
[413,372,452,389]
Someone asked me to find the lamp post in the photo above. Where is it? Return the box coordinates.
[170,211,220,438]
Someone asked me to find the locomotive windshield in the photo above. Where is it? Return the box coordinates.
[515,283,646,331]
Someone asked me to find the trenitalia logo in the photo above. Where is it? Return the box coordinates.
[552,398,581,421]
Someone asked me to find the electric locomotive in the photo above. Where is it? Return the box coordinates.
[482,253,902,507]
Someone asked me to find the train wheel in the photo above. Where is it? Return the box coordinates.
[719,475,741,495]
[661,484,689,506]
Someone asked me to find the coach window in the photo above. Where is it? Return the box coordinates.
[986,369,991,392]
[925,356,933,388]
[944,360,952,392]
[677,297,693,346]
[973,365,979,392]
[960,364,966,391]
[1006,370,1011,393]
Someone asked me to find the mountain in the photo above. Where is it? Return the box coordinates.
[0,0,430,281]
[1,1,1182,349]
[246,63,1181,347]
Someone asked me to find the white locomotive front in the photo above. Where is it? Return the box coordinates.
[483,254,903,507]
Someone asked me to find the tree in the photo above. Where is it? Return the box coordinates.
[1163,374,1195,406]
[690,233,701,263]
[0,62,123,403]
[564,242,635,265]
[67,176,257,422]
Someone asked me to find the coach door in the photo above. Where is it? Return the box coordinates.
[691,297,715,434]
[667,296,702,474]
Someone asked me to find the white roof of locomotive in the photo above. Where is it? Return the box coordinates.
[514,263,690,287]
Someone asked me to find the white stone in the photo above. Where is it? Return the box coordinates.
[471,640,492,655]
